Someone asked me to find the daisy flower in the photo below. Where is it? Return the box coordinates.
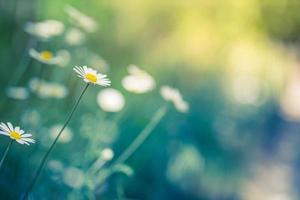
[24,20,64,40]
[49,125,73,143]
[29,78,69,99]
[29,49,64,65]
[65,28,86,46]
[89,53,109,73]
[5,86,29,100]
[73,66,111,86]
[122,64,156,94]
[0,122,35,145]
[97,88,125,112]
[65,5,97,33]
[101,148,114,161]
[160,86,189,113]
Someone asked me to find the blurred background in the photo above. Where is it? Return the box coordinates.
[1,0,300,199]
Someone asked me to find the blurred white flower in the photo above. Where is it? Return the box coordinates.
[48,160,64,172]
[24,20,64,40]
[241,163,296,200]
[63,167,84,189]
[65,28,85,45]
[101,148,114,161]
[29,78,68,99]
[5,86,29,100]
[80,116,119,144]
[89,148,115,174]
[230,75,264,106]
[65,5,97,33]
[56,50,71,67]
[49,125,73,143]
[97,88,125,112]
[0,122,35,145]
[29,49,69,65]
[73,66,111,86]
[122,65,156,94]
[167,144,204,195]
[160,86,189,113]
[280,67,300,121]
[21,110,41,127]
[89,53,109,73]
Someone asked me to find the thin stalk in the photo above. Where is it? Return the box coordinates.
[0,140,13,171]
[88,158,106,176]
[113,105,167,165]
[22,83,90,199]
[10,38,36,86]
[92,106,167,187]
[0,39,35,111]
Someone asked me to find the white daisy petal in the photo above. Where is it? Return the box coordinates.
[0,123,10,133]
[20,140,30,146]
[15,126,20,132]
[0,131,9,136]
[73,67,82,74]
[7,122,14,132]
[16,139,26,145]
[21,134,32,138]
[21,138,35,143]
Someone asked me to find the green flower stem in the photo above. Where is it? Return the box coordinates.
[92,106,167,187]
[88,158,106,175]
[113,105,167,165]
[0,39,35,111]
[10,38,36,86]
[22,83,90,199]
[0,140,13,171]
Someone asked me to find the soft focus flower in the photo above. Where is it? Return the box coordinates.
[80,115,119,144]
[48,160,64,173]
[29,49,68,65]
[229,75,264,106]
[56,50,71,67]
[89,53,109,73]
[21,109,41,127]
[65,5,97,33]
[280,67,300,121]
[63,167,85,189]
[167,144,205,197]
[73,66,111,86]
[160,86,189,113]
[29,78,68,99]
[101,148,114,161]
[65,28,85,45]
[49,125,73,143]
[5,86,29,100]
[241,163,296,200]
[97,88,125,112]
[122,65,156,93]
[24,20,64,40]
[0,122,35,145]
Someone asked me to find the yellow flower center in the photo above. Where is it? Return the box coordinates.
[40,51,53,61]
[10,131,21,140]
[85,73,97,83]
